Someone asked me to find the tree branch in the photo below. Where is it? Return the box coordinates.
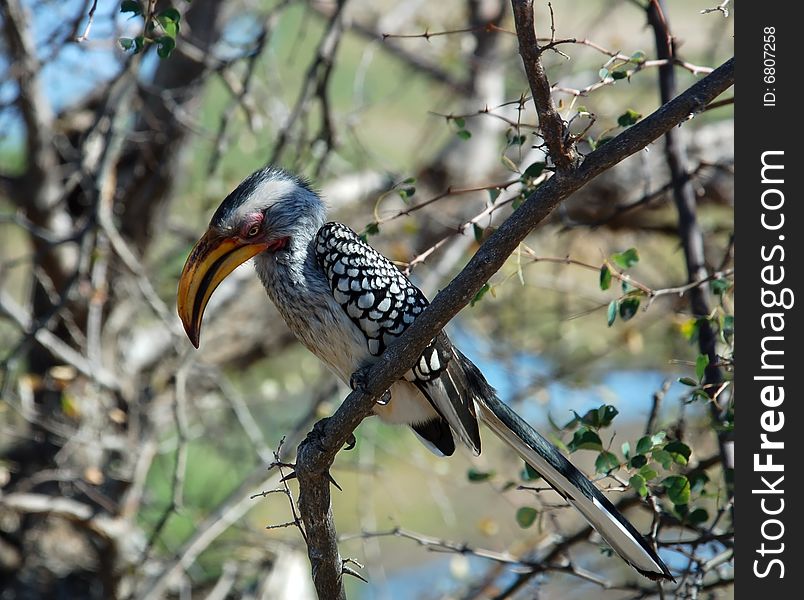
[510,0,576,171]
[293,56,733,598]
[646,0,732,500]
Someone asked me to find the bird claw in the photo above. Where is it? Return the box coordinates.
[350,367,391,406]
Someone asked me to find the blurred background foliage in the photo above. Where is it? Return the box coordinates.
[0,0,733,598]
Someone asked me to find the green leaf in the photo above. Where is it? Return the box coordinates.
[157,14,180,39]
[710,278,731,295]
[695,354,710,381]
[618,297,640,321]
[467,468,495,482]
[621,441,631,459]
[567,428,603,452]
[612,70,628,80]
[687,508,709,524]
[617,109,642,127]
[595,451,620,474]
[471,283,491,307]
[635,435,654,455]
[473,223,484,243]
[688,472,709,494]
[598,67,610,80]
[453,117,465,128]
[516,506,539,528]
[521,462,541,481]
[629,474,648,497]
[596,404,619,427]
[577,404,619,429]
[651,449,672,470]
[158,8,181,23]
[487,188,501,204]
[398,186,416,200]
[663,475,691,505]
[610,248,640,269]
[523,161,546,178]
[722,315,734,339]
[630,50,647,63]
[119,37,135,50]
[606,300,617,327]
[364,221,380,236]
[678,376,698,387]
[629,454,648,468]
[456,129,472,140]
[639,464,658,481]
[120,0,143,15]
[599,265,612,290]
[156,36,176,58]
[665,440,691,465]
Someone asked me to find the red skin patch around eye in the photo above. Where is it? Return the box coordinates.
[240,213,264,239]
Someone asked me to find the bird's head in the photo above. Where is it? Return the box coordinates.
[177,167,323,348]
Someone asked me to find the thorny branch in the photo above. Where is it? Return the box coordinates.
[290,56,733,598]
[511,0,576,170]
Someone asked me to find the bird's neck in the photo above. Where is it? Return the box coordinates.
[253,225,321,290]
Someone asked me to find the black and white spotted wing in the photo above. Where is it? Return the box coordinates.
[315,222,439,376]
[314,222,481,454]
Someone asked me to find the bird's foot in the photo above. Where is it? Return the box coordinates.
[349,367,391,406]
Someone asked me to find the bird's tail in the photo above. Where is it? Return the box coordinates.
[453,349,674,581]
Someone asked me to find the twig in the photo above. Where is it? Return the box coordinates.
[645,380,671,435]
[700,1,730,17]
[381,23,515,40]
[74,0,99,42]
[373,178,520,227]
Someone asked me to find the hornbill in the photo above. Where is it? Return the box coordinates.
[176,166,673,581]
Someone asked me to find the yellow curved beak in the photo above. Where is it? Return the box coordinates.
[177,229,268,348]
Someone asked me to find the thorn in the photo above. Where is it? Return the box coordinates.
[326,472,343,492]
[343,566,368,583]
[268,460,296,472]
[280,471,298,484]
[345,433,357,451]
[342,558,367,583]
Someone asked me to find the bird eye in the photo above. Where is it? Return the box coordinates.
[247,224,260,237]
